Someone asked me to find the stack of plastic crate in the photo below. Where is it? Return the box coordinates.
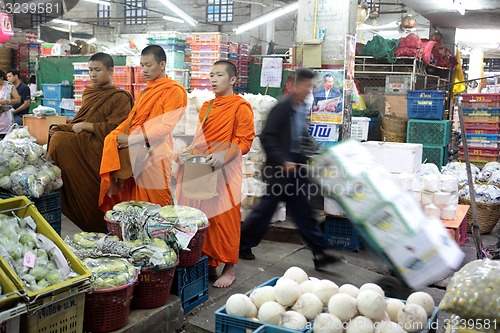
[10,43,30,81]
[237,43,250,93]
[460,93,500,167]
[42,83,73,116]
[406,90,448,168]
[148,35,187,70]
[112,66,134,96]
[71,62,91,119]
[190,33,229,91]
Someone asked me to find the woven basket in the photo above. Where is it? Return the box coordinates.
[104,216,122,240]
[179,224,210,267]
[459,197,500,234]
[132,264,177,309]
[381,114,407,133]
[381,127,406,143]
[84,280,137,332]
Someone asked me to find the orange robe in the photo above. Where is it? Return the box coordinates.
[176,94,255,267]
[99,77,187,213]
[48,85,133,232]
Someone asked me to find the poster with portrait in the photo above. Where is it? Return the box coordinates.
[311,69,345,124]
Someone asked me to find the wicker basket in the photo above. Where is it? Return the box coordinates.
[104,216,122,239]
[381,127,407,143]
[132,264,177,309]
[179,224,210,267]
[84,280,137,333]
[381,114,407,133]
[459,197,500,234]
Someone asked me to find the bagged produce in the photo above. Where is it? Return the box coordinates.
[157,205,209,249]
[477,162,500,185]
[459,184,500,204]
[441,161,480,188]
[105,201,162,241]
[125,238,177,269]
[83,257,137,290]
[439,259,500,321]
[0,213,77,291]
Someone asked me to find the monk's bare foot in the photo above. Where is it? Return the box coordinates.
[213,264,235,288]
[209,266,218,280]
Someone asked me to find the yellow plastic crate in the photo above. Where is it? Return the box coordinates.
[23,282,88,333]
[0,196,91,304]
[0,265,23,310]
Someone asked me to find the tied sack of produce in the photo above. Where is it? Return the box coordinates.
[439,259,500,322]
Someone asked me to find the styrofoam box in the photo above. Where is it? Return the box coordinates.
[361,141,423,174]
[324,197,346,217]
[386,217,464,290]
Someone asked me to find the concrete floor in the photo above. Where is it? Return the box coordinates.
[60,213,499,333]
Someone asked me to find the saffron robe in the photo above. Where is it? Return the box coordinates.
[48,85,133,232]
[176,94,255,267]
[99,77,187,213]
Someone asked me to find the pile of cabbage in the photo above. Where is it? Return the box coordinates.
[0,213,77,292]
[83,257,137,290]
[225,267,436,333]
[66,232,178,272]
[105,201,208,249]
[0,127,62,198]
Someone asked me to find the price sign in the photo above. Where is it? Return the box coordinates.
[23,252,36,268]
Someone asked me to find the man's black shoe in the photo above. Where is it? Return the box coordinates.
[313,252,342,270]
[239,249,256,260]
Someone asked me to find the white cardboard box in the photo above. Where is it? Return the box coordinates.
[361,141,423,174]
[385,218,464,290]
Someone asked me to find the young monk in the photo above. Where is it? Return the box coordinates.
[99,45,187,213]
[48,52,134,232]
[176,60,255,288]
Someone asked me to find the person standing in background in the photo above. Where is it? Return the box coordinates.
[0,70,21,135]
[176,60,255,288]
[6,70,31,125]
[99,45,187,214]
[48,52,134,232]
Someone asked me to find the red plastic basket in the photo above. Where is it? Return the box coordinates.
[178,224,209,267]
[104,216,122,240]
[132,264,177,309]
[84,281,136,333]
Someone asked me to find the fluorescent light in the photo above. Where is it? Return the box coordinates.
[87,37,97,44]
[162,15,184,24]
[51,19,78,26]
[234,2,298,35]
[454,0,466,15]
[158,0,198,27]
[84,0,111,6]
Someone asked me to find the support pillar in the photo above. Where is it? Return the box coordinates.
[468,48,484,93]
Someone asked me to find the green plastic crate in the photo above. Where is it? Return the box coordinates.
[407,120,452,146]
[422,145,448,168]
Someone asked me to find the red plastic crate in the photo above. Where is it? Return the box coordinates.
[192,33,229,45]
[459,146,500,156]
[73,79,92,87]
[190,71,210,79]
[462,93,500,103]
[75,100,82,107]
[133,66,147,85]
[190,84,211,91]
[191,78,211,87]
[460,152,499,163]
[464,120,500,130]
[465,127,500,134]
[115,84,132,94]
[191,50,228,59]
[113,66,134,84]
[191,57,218,66]
[191,65,212,72]
[191,44,228,52]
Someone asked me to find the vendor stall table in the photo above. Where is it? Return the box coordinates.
[23,115,67,144]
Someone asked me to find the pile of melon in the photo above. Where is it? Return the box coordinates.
[224,267,435,333]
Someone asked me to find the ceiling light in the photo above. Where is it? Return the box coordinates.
[234,2,299,35]
[51,19,78,26]
[162,15,185,24]
[158,0,198,26]
[84,0,111,6]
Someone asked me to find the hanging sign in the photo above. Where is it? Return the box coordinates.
[0,13,14,43]
[260,57,283,88]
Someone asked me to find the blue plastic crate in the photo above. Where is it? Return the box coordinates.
[324,216,362,252]
[172,255,208,313]
[253,325,312,333]
[62,109,77,120]
[407,90,446,120]
[42,98,62,113]
[465,133,500,142]
[0,192,61,235]
[42,84,73,100]
[215,277,310,333]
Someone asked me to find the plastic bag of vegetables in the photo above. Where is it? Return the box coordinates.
[83,257,138,290]
[125,238,178,269]
[105,201,161,241]
[0,214,77,291]
[156,205,208,249]
[439,259,500,321]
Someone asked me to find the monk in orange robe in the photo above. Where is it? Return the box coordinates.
[48,52,133,232]
[99,45,187,213]
[176,60,255,288]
